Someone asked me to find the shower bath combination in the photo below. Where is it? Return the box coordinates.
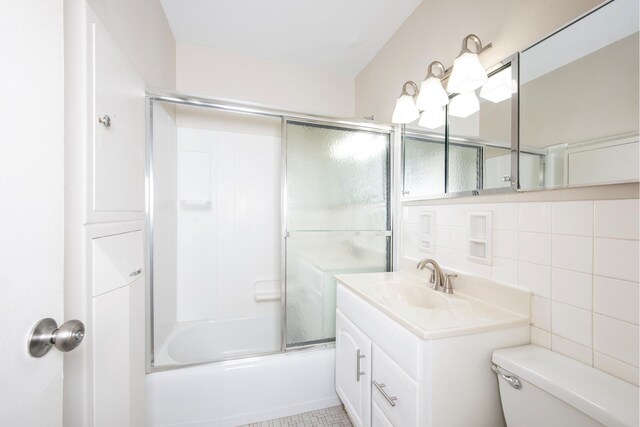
[145,93,396,425]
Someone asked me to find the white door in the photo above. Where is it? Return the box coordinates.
[0,1,66,426]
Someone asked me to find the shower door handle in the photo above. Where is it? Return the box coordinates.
[356,349,366,381]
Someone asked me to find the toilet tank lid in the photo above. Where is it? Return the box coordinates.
[492,345,639,427]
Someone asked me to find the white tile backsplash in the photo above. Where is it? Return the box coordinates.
[531,326,551,349]
[518,261,551,298]
[552,334,593,365]
[552,201,593,236]
[551,301,592,347]
[594,351,640,387]
[450,226,467,250]
[519,202,552,233]
[531,296,551,331]
[492,257,518,285]
[492,203,518,230]
[401,198,639,384]
[552,268,592,310]
[593,276,639,325]
[594,238,640,282]
[594,199,639,240]
[594,314,639,367]
[518,232,552,266]
[493,229,518,259]
[551,234,593,273]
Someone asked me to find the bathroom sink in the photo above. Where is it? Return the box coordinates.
[374,281,452,309]
[336,271,531,340]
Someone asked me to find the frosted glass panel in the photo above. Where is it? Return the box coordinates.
[286,235,389,346]
[402,136,445,196]
[285,121,391,347]
[286,122,390,231]
[447,143,481,193]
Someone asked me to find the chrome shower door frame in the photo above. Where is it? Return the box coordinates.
[145,92,395,372]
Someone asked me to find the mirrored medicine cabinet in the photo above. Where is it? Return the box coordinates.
[402,0,639,200]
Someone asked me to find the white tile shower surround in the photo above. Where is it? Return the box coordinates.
[241,405,353,427]
[402,199,640,385]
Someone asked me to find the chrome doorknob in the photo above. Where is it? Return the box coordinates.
[29,318,85,358]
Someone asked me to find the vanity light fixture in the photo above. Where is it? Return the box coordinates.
[418,107,446,129]
[415,61,449,110]
[448,91,480,118]
[447,34,492,94]
[391,34,492,125]
[391,81,420,124]
[479,67,517,103]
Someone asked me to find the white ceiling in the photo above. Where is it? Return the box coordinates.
[160,0,423,76]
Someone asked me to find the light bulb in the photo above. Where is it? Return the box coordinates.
[418,107,445,129]
[448,91,479,118]
[480,67,517,103]
[391,94,420,124]
[416,77,449,110]
[447,52,488,94]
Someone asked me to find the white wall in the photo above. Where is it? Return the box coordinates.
[87,0,176,88]
[401,189,640,385]
[176,42,355,117]
[355,0,602,121]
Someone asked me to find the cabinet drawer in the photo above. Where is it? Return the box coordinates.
[372,344,419,427]
[372,402,394,427]
[92,230,143,296]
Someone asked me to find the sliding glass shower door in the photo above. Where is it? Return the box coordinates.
[284,120,392,347]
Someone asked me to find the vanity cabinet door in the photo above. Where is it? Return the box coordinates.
[336,310,372,427]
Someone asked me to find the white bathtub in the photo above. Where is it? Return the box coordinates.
[154,315,281,366]
[147,318,340,426]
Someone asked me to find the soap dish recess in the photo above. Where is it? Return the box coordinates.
[468,211,492,265]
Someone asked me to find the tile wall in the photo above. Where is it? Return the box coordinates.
[402,199,639,385]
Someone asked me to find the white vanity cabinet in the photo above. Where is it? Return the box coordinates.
[335,273,531,427]
[336,311,372,427]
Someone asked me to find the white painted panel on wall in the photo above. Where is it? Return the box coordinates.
[92,230,143,296]
[179,150,210,203]
[93,18,145,213]
[176,125,281,322]
[93,279,145,427]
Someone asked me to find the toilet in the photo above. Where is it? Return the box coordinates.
[492,345,639,427]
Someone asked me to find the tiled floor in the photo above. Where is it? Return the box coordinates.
[241,405,353,426]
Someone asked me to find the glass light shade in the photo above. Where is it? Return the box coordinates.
[447,52,488,94]
[480,67,517,103]
[391,94,420,124]
[418,107,445,129]
[448,91,479,118]
[415,77,449,110]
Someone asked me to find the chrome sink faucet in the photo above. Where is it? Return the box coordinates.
[416,258,456,294]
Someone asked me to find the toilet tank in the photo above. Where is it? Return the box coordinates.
[492,345,639,427]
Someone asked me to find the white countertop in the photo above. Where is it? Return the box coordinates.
[336,271,530,340]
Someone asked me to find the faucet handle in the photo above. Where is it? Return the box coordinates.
[425,265,436,284]
[443,273,457,294]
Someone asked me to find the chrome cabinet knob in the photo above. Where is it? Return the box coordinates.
[98,115,111,128]
[29,318,85,357]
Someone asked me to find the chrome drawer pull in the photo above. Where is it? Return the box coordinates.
[356,349,366,382]
[492,364,522,390]
[373,380,398,407]
[129,268,142,277]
